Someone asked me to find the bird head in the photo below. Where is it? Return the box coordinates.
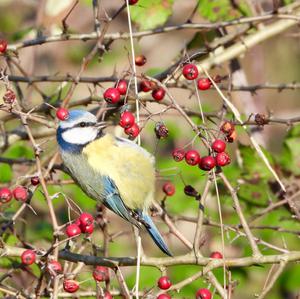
[56,109,106,152]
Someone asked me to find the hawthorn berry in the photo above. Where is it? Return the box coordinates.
[31,176,40,186]
[197,78,211,90]
[103,88,121,104]
[47,260,62,275]
[103,292,113,299]
[226,130,237,143]
[216,152,231,167]
[21,249,36,265]
[221,121,234,135]
[81,223,94,234]
[196,288,212,299]
[63,279,79,293]
[13,186,28,202]
[157,276,172,290]
[182,63,199,80]
[172,148,185,162]
[115,80,127,95]
[66,224,81,238]
[185,150,201,166]
[0,39,8,53]
[152,87,165,101]
[162,182,175,196]
[135,54,147,66]
[157,294,171,299]
[199,156,215,171]
[184,185,198,197]
[140,80,154,92]
[3,89,16,104]
[129,0,138,4]
[56,108,69,121]
[79,212,94,227]
[125,123,140,138]
[212,139,226,153]
[210,251,223,259]
[0,187,12,204]
[155,122,169,139]
[119,111,135,129]
[93,266,109,282]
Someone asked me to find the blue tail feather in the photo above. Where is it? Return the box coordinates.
[141,213,172,256]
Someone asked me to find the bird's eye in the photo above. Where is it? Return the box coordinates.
[79,122,86,127]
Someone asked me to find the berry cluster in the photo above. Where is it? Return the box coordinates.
[0,186,29,204]
[182,63,212,90]
[66,212,94,237]
[119,110,140,139]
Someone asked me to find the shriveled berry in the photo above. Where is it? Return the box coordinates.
[157,276,172,290]
[185,150,201,166]
[212,74,222,83]
[184,185,198,197]
[216,152,231,167]
[162,182,175,196]
[152,88,165,101]
[196,288,212,299]
[47,260,62,275]
[199,156,215,171]
[212,139,226,153]
[66,224,81,238]
[125,123,140,138]
[119,111,135,129]
[3,89,16,104]
[0,39,8,53]
[221,121,235,135]
[21,249,36,265]
[182,63,199,80]
[155,122,169,139]
[56,108,69,121]
[115,80,127,95]
[210,251,223,259]
[79,212,94,227]
[157,294,171,299]
[13,186,28,202]
[226,130,237,143]
[135,54,147,66]
[63,279,79,293]
[140,80,154,92]
[81,223,94,234]
[0,188,12,204]
[104,88,121,104]
[93,266,109,282]
[197,78,211,90]
[172,149,185,162]
[31,176,40,186]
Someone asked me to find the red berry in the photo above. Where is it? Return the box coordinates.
[196,288,212,299]
[216,152,231,167]
[0,188,12,204]
[157,276,172,290]
[199,156,215,171]
[93,266,109,282]
[0,39,8,53]
[140,80,154,92]
[104,291,113,299]
[79,212,94,227]
[162,182,175,196]
[212,139,226,153]
[125,123,140,138]
[47,260,63,275]
[182,63,199,80]
[103,88,121,104]
[152,88,165,101]
[157,295,171,299]
[31,176,40,186]
[21,249,36,265]
[185,150,201,166]
[56,108,69,121]
[81,223,94,234]
[221,121,235,135]
[210,251,223,259]
[129,0,138,4]
[119,111,135,129]
[172,148,185,162]
[3,89,16,104]
[66,224,81,238]
[63,279,79,293]
[197,78,211,90]
[135,55,147,66]
[115,80,127,95]
[13,186,28,202]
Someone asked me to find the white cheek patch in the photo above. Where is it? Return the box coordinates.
[62,127,98,144]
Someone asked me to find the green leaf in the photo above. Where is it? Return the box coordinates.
[280,136,300,175]
[0,164,12,183]
[130,0,174,30]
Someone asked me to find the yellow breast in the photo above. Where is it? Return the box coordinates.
[82,134,155,210]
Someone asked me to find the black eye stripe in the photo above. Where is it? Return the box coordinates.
[74,122,96,128]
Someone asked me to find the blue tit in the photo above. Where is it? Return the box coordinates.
[56,109,171,256]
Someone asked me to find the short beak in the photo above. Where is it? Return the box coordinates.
[95,122,107,130]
